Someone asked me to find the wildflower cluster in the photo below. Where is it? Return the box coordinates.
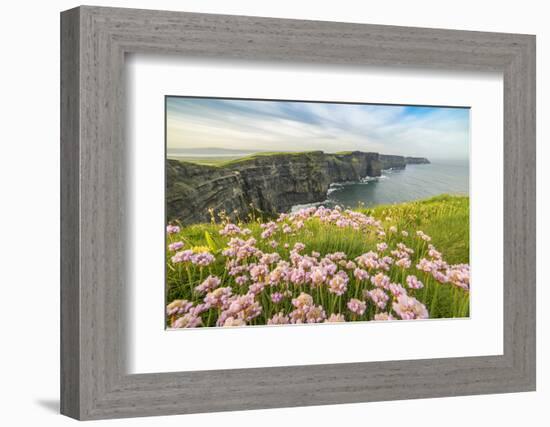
[166,203,470,328]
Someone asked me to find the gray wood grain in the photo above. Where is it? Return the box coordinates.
[60,7,80,419]
[60,5,536,420]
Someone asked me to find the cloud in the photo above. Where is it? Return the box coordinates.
[166,97,469,160]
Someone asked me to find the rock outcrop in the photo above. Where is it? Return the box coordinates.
[405,156,430,165]
[379,154,407,170]
[167,151,428,223]
[379,155,430,169]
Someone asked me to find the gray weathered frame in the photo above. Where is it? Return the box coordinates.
[60,5,536,420]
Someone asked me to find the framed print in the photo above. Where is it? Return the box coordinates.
[60,6,536,420]
[164,96,469,328]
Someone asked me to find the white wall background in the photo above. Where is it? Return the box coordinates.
[0,0,546,425]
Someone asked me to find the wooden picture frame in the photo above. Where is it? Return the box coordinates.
[60,5,536,420]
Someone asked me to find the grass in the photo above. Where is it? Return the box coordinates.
[167,155,243,166]
[170,150,339,167]
[166,194,470,327]
[359,194,469,265]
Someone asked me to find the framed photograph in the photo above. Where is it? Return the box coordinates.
[164,96,469,329]
[61,6,536,420]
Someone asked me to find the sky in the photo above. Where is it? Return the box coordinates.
[166,97,470,160]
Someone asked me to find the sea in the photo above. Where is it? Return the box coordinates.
[292,160,469,211]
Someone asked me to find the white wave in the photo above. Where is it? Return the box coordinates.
[327,186,344,195]
[290,200,329,213]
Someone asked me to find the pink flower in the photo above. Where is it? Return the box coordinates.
[416,230,432,242]
[406,275,424,289]
[347,298,367,315]
[288,308,307,323]
[310,266,327,286]
[378,256,393,271]
[271,292,284,303]
[235,275,249,286]
[327,252,347,261]
[344,261,357,270]
[219,223,242,236]
[353,268,369,281]
[297,257,314,270]
[328,271,349,296]
[290,268,306,285]
[388,283,407,298]
[222,317,246,327]
[171,313,202,328]
[222,237,259,260]
[292,292,314,309]
[428,244,442,259]
[189,303,210,316]
[166,224,180,234]
[367,288,389,309]
[374,312,395,321]
[305,305,326,323]
[267,265,286,285]
[268,312,290,325]
[248,282,265,295]
[376,242,388,252]
[171,249,194,264]
[249,263,269,280]
[289,292,326,322]
[289,304,326,324]
[217,293,262,325]
[395,257,411,269]
[293,242,306,252]
[321,259,338,275]
[204,287,232,308]
[433,270,449,283]
[191,252,215,267]
[168,241,184,251]
[166,299,193,316]
[260,222,278,239]
[371,272,390,290]
[397,243,414,254]
[356,251,379,269]
[195,275,221,294]
[447,264,470,290]
[306,305,327,323]
[416,258,434,272]
[325,313,346,322]
[259,253,281,265]
[392,295,429,320]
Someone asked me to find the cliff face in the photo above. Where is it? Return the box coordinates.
[167,151,426,223]
[405,156,430,165]
[166,161,249,225]
[379,154,407,170]
[379,155,430,169]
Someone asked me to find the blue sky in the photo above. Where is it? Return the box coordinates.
[166,97,470,160]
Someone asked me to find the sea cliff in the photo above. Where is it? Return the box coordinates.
[167,151,429,223]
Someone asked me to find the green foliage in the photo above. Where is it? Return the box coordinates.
[166,194,470,325]
[358,194,469,264]
[204,230,219,253]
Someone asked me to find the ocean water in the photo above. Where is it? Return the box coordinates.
[294,161,469,211]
